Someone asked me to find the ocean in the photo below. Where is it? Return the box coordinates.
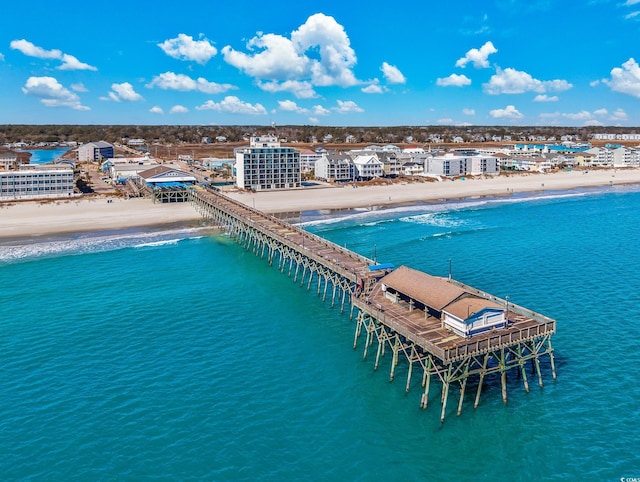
[1,185,639,481]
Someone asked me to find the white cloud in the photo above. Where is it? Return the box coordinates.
[462,108,475,116]
[278,99,309,115]
[333,100,363,114]
[610,108,628,121]
[170,105,188,114]
[436,74,471,87]
[590,80,601,87]
[381,62,406,84]
[437,118,454,124]
[222,13,358,88]
[484,67,572,94]
[0,53,5,62]
[625,0,640,5]
[489,105,523,119]
[11,39,61,59]
[593,108,608,116]
[533,94,558,102]
[10,39,96,71]
[21,76,90,110]
[71,82,88,92]
[146,72,237,95]
[150,106,164,114]
[625,10,640,19]
[361,82,385,94]
[312,105,330,116]
[563,110,592,120]
[584,119,604,126]
[455,41,497,68]
[602,58,640,98]
[309,117,320,124]
[59,53,97,71]
[158,33,217,65]
[195,96,267,115]
[256,80,316,98]
[103,82,143,102]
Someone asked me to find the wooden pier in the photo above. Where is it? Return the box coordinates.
[190,187,556,421]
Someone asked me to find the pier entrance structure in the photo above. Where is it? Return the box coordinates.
[189,187,556,421]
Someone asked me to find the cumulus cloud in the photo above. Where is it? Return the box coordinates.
[533,94,559,102]
[0,53,4,61]
[103,82,143,102]
[333,100,363,114]
[312,105,330,116]
[361,82,385,94]
[10,39,97,71]
[455,41,497,68]
[278,99,314,115]
[489,105,523,119]
[222,13,358,88]
[71,82,88,92]
[256,80,316,98]
[436,74,471,87]
[195,96,267,115]
[170,105,188,114]
[462,108,475,116]
[593,108,608,116]
[484,67,572,94]
[150,106,164,114]
[158,33,217,64]
[146,71,236,94]
[21,76,90,110]
[610,108,628,121]
[381,62,406,84]
[602,58,640,98]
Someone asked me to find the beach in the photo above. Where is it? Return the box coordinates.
[1,168,639,239]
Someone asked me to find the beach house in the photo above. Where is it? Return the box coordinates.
[352,154,384,180]
[314,153,354,182]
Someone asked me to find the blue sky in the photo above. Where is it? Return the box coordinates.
[2,0,640,127]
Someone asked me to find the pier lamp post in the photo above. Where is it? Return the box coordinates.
[505,295,510,322]
[448,258,452,280]
[373,243,377,263]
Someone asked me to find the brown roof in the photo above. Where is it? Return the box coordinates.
[381,266,467,310]
[443,297,503,320]
[381,266,504,319]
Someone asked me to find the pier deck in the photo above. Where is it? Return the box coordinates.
[189,187,556,421]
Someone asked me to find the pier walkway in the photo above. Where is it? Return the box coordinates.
[189,187,556,421]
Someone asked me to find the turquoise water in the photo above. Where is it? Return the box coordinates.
[2,186,640,480]
[21,147,70,164]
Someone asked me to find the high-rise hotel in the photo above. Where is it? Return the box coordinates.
[235,135,300,191]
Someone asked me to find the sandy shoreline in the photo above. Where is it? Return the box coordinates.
[1,168,639,239]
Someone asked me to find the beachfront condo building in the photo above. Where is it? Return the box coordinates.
[0,165,74,200]
[235,135,300,191]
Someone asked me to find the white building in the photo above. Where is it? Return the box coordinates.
[235,135,300,191]
[425,153,499,177]
[299,149,323,173]
[352,154,384,179]
[78,141,114,162]
[0,165,75,200]
[314,153,354,182]
[612,147,640,167]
